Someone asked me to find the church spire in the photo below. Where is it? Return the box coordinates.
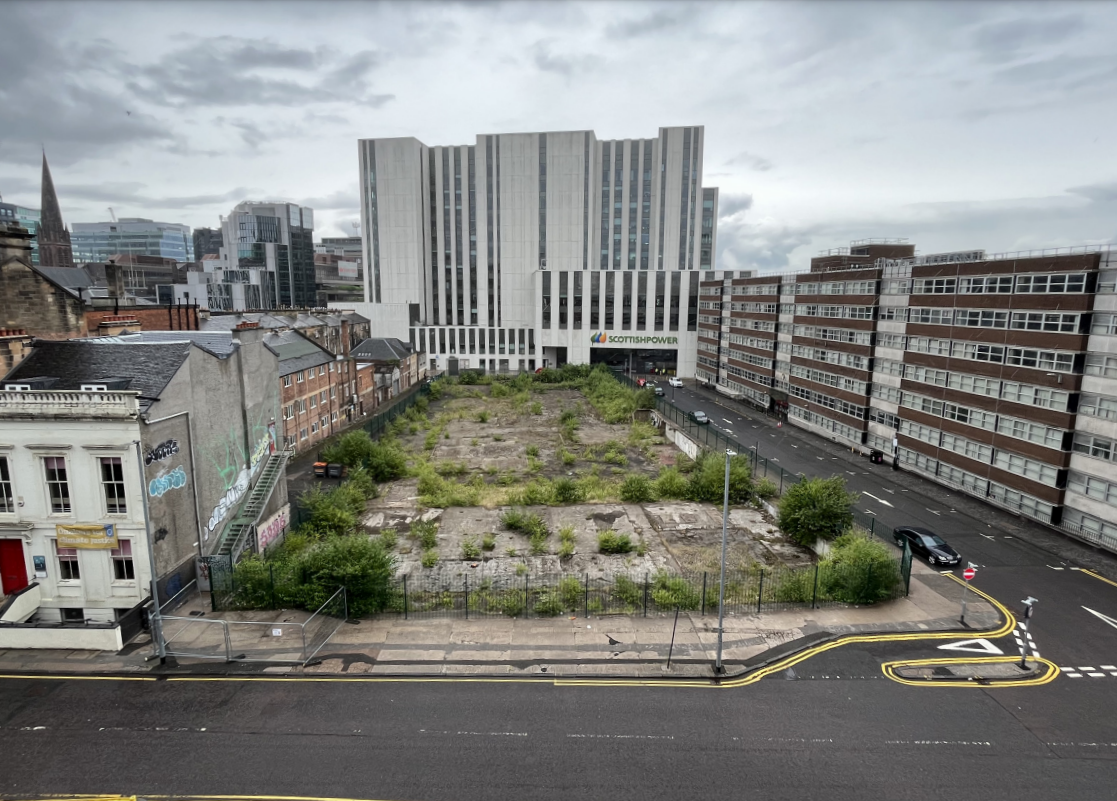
[38,150,75,268]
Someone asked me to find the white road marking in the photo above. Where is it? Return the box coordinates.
[772,458,779,462]
[1065,672,1083,678]
[724,418,734,424]
[925,508,941,516]
[979,534,996,541]
[1089,673,1105,678]
[1083,606,1117,632]
[937,638,1003,655]
[847,470,856,476]
[1047,566,1065,570]
[1080,667,1097,671]
[885,740,992,747]
[1101,665,1117,671]
[863,492,894,508]
[882,488,894,494]
[420,730,528,737]
[568,733,675,740]
[790,444,799,449]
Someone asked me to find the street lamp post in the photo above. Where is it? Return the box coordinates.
[1019,596,1038,669]
[715,448,736,674]
[960,561,978,624]
[133,440,166,664]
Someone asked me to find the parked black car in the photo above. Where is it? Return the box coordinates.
[893,526,961,566]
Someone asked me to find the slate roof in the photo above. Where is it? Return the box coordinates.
[82,331,237,358]
[200,313,296,332]
[263,330,334,377]
[351,337,413,362]
[4,340,190,410]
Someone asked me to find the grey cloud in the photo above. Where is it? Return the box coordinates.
[604,10,680,39]
[1067,182,1117,204]
[297,188,360,211]
[46,182,254,210]
[716,215,821,272]
[725,151,772,172]
[718,193,754,218]
[972,14,1084,63]
[532,40,601,75]
[124,36,388,108]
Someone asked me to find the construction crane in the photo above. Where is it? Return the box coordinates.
[107,207,117,222]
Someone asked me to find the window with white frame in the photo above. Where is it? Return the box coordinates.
[1000,381,1069,411]
[938,463,989,495]
[959,275,1013,294]
[1073,433,1115,462]
[99,457,126,514]
[909,307,954,325]
[1098,272,1117,294]
[1005,347,1075,372]
[953,341,1005,363]
[1086,354,1117,378]
[877,332,907,350]
[283,404,294,420]
[878,307,906,321]
[875,359,905,377]
[996,416,1064,449]
[993,450,1059,486]
[44,456,71,513]
[908,336,952,356]
[111,539,135,580]
[948,373,1001,398]
[283,375,292,387]
[940,432,993,463]
[912,278,956,294]
[872,384,903,404]
[1016,273,1087,293]
[1063,508,1117,542]
[898,447,938,474]
[988,483,1054,522]
[309,395,317,409]
[899,419,940,445]
[1091,314,1117,336]
[1067,472,1117,507]
[955,309,1009,329]
[299,428,308,441]
[296,371,304,383]
[0,456,13,513]
[56,541,79,580]
[1011,312,1080,333]
[904,364,949,386]
[1079,393,1117,421]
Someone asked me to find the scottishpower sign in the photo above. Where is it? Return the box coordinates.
[590,332,679,346]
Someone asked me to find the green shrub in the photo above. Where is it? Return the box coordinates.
[421,549,438,568]
[598,531,634,554]
[558,576,583,610]
[533,590,564,616]
[411,519,439,550]
[461,536,481,560]
[509,479,553,506]
[490,382,511,398]
[424,430,439,450]
[529,532,549,556]
[492,434,504,442]
[650,571,700,610]
[458,370,483,385]
[499,589,526,617]
[500,509,549,539]
[530,401,543,415]
[477,410,490,423]
[434,460,468,477]
[686,452,754,505]
[558,539,575,559]
[620,474,656,503]
[654,466,688,499]
[613,574,643,607]
[772,567,815,603]
[298,485,358,536]
[526,444,540,458]
[552,477,586,504]
[514,562,527,575]
[559,408,579,426]
[756,477,779,500]
[558,448,577,466]
[822,535,901,604]
[636,539,646,557]
[581,365,641,423]
[379,528,398,550]
[481,533,496,551]
[778,476,858,547]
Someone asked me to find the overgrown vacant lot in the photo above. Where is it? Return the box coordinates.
[347,369,804,579]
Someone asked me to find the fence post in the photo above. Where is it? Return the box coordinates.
[584,573,589,618]
[865,561,873,606]
[465,574,469,620]
[779,468,784,496]
[701,572,707,616]
[403,575,409,620]
[526,574,531,617]
[870,518,876,540]
[643,573,649,618]
[811,564,820,609]
[757,568,764,615]
[269,564,276,610]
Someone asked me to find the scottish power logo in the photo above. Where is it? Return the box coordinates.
[590,332,678,346]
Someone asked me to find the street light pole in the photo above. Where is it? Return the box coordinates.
[133,440,166,664]
[1019,596,1038,669]
[960,561,978,624]
[715,448,736,674]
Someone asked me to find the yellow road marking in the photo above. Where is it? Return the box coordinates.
[1079,568,1117,590]
[0,575,1024,690]
[881,656,1060,688]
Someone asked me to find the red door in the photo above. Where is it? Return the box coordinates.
[0,539,29,595]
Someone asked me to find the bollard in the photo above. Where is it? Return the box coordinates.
[757,568,764,615]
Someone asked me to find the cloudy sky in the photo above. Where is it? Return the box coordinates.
[2,0,1115,271]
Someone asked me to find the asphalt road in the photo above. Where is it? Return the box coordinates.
[661,379,1117,677]
[2,671,1117,801]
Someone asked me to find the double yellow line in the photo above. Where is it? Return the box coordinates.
[0,575,1053,691]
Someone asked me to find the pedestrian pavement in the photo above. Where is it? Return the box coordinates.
[0,563,1001,680]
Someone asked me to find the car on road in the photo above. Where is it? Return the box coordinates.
[668,377,683,387]
[690,410,710,425]
[636,378,647,387]
[893,526,961,566]
[654,385,665,396]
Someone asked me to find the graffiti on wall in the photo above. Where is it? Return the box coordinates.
[256,504,290,551]
[149,465,187,497]
[145,439,179,464]
[206,468,249,536]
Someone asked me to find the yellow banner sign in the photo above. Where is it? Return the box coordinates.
[56,524,118,550]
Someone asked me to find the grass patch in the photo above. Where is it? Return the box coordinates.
[598,531,634,554]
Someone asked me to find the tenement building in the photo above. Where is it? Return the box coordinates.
[697,240,1117,552]
[349,127,721,377]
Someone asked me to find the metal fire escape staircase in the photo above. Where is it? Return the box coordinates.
[213,451,289,560]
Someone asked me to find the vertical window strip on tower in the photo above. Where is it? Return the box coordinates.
[542,271,551,329]
[613,141,623,269]
[670,272,681,330]
[622,272,633,330]
[641,139,652,270]
[655,271,665,330]
[559,271,568,329]
[637,272,648,329]
[496,136,502,326]
[679,128,691,271]
[574,272,583,329]
[367,142,381,302]
[658,131,668,270]
[688,272,699,330]
[539,133,547,269]
[601,141,611,269]
[442,148,453,323]
[605,272,616,328]
[583,131,590,271]
[429,148,439,324]
[590,272,600,328]
[687,129,699,270]
[485,136,495,327]
[454,147,464,325]
[468,145,477,325]
[628,141,638,269]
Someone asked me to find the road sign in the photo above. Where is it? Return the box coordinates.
[963,567,976,581]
